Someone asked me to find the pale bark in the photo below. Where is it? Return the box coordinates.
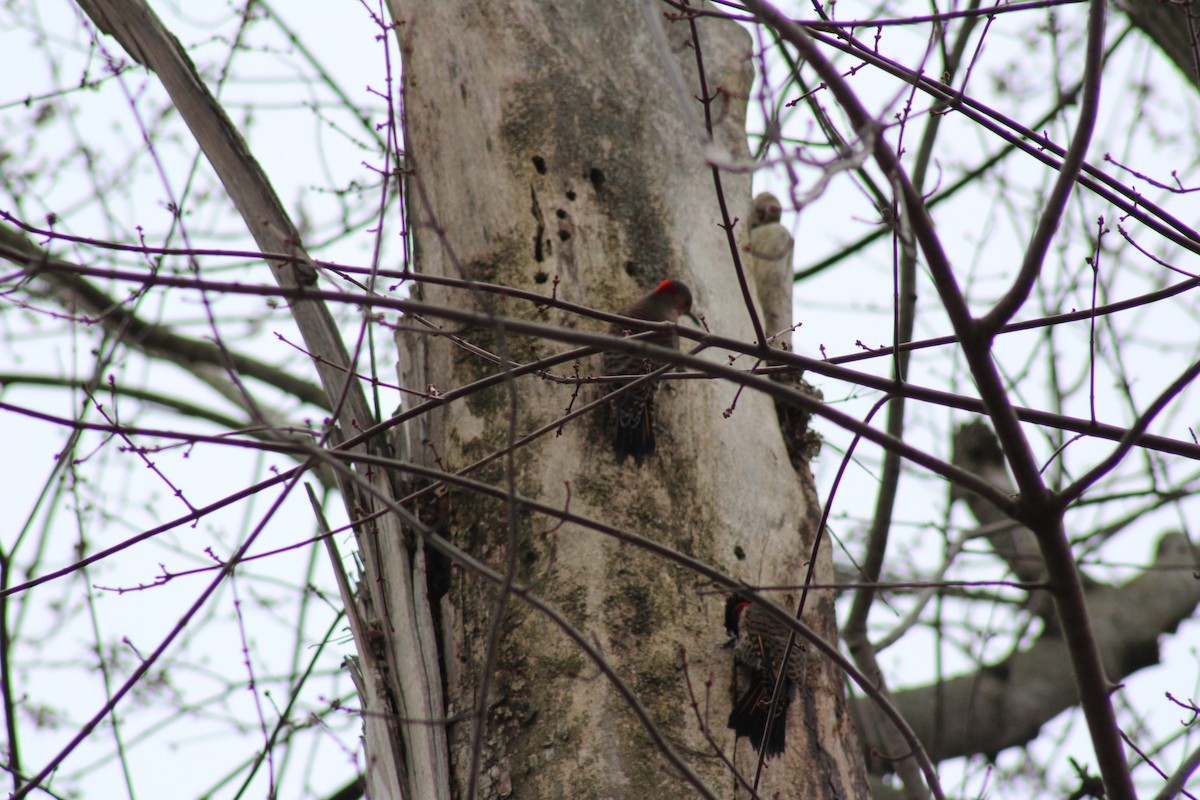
[389,2,867,798]
[749,192,796,350]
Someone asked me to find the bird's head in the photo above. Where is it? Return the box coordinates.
[651,279,698,325]
[724,593,752,638]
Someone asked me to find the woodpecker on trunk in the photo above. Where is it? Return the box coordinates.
[725,594,805,758]
[602,279,693,466]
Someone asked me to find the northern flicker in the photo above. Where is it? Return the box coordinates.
[602,279,694,466]
[749,192,795,349]
[725,594,805,758]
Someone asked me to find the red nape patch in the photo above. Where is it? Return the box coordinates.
[656,279,677,294]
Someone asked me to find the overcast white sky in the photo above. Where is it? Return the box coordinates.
[2,0,1200,797]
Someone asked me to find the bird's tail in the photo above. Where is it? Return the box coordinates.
[612,401,656,466]
[728,680,791,758]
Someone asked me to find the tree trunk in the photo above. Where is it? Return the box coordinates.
[1117,0,1200,89]
[389,2,869,797]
